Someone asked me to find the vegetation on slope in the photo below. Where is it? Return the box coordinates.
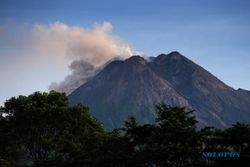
[0,91,249,167]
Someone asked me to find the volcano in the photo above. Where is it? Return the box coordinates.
[69,52,250,129]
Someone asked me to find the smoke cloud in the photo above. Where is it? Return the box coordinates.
[49,60,98,94]
[0,22,141,95]
[45,22,140,94]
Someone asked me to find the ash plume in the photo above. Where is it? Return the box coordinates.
[47,22,142,94]
[49,60,98,94]
[0,21,141,94]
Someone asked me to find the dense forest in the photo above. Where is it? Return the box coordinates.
[0,91,249,167]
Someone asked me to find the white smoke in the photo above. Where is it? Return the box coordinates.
[0,21,144,105]
[49,60,96,94]
[45,22,141,94]
[0,22,142,95]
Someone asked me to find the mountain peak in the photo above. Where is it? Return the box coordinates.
[69,51,250,129]
[125,55,146,65]
[168,51,181,55]
[155,51,184,63]
[126,55,144,60]
[158,51,181,57]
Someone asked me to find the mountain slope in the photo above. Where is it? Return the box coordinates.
[149,52,250,127]
[69,52,250,129]
[69,55,188,129]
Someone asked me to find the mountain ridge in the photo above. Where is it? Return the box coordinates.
[69,52,250,129]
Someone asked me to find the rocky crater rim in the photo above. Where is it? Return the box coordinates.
[120,51,184,63]
[107,51,193,70]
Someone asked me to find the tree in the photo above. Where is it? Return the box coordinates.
[0,91,106,167]
[152,103,201,167]
[1,92,249,167]
[199,122,250,167]
[112,103,202,167]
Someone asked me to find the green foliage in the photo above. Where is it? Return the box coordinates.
[199,122,250,166]
[113,103,201,167]
[1,92,250,167]
[0,91,106,167]
[156,103,197,128]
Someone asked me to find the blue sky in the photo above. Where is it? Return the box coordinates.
[0,0,250,105]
